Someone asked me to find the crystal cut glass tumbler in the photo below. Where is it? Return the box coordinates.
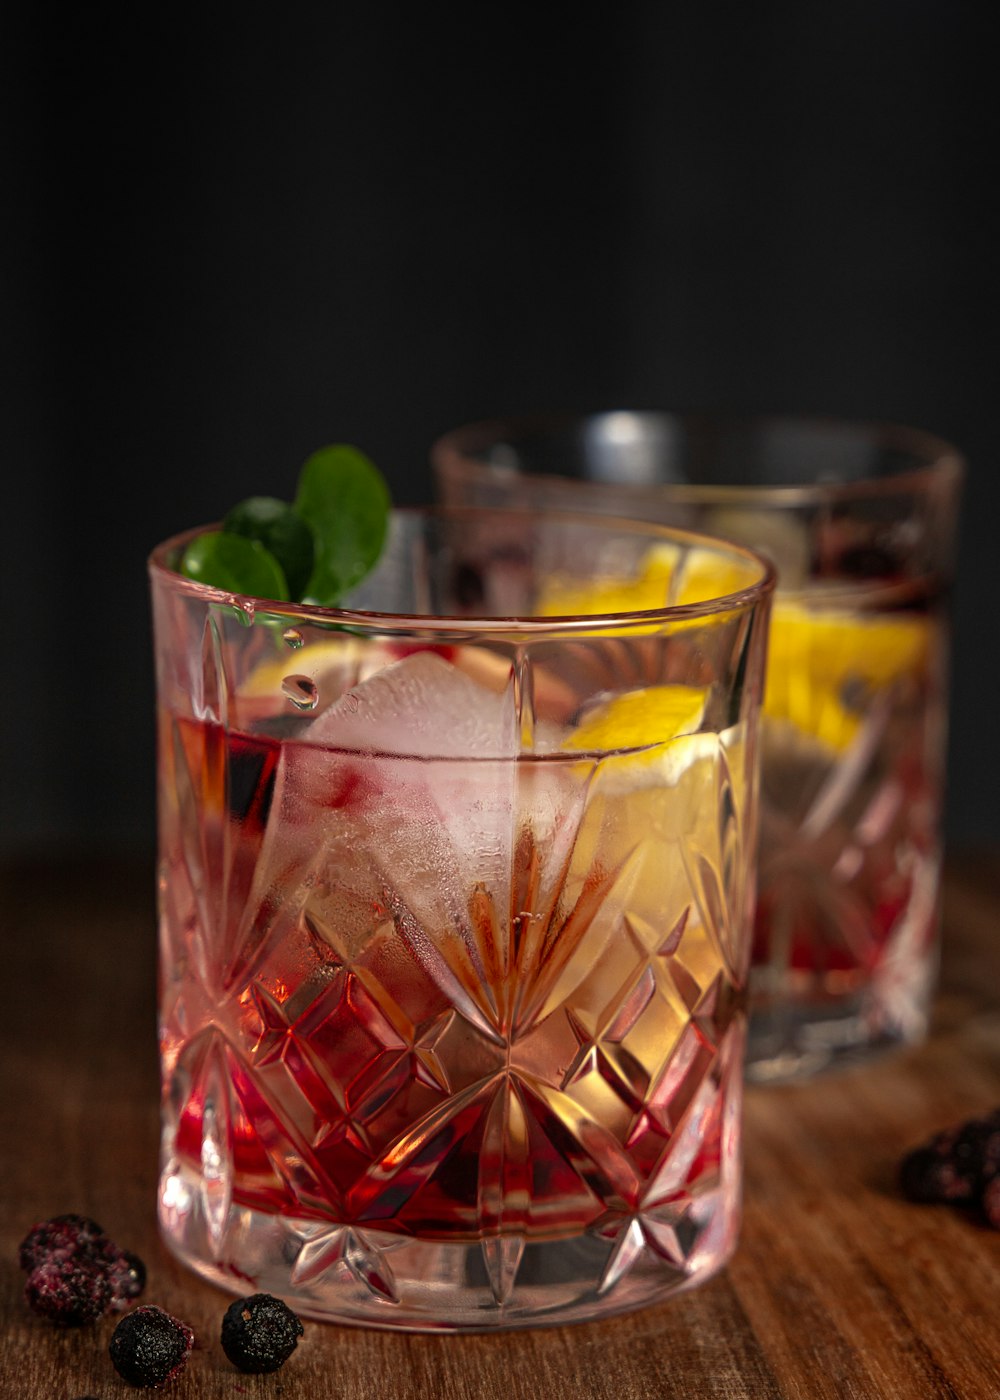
[432,417,963,1081]
[150,507,773,1330]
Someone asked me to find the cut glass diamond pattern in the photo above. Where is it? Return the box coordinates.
[289,1223,401,1302]
[158,669,749,1310]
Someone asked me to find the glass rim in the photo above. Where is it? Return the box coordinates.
[431,410,965,508]
[148,503,776,634]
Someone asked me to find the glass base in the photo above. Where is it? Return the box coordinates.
[746,886,938,1082]
[158,1161,738,1332]
[745,985,931,1083]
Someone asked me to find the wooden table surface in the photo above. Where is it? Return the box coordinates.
[2,851,999,1400]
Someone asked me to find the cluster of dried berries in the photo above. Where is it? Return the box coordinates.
[18,1215,305,1388]
[899,1107,1000,1227]
[18,1214,145,1326]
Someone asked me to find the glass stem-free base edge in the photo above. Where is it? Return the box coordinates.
[745,876,940,1084]
[745,952,936,1084]
[745,1009,923,1083]
[158,1161,739,1333]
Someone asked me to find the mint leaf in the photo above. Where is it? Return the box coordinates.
[294,444,390,605]
[179,531,290,600]
[223,496,315,600]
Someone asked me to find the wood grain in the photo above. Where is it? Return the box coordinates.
[2,853,998,1399]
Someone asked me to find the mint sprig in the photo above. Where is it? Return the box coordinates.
[294,445,390,606]
[178,445,390,607]
[223,496,315,600]
[178,531,291,600]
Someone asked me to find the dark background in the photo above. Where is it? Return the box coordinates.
[2,5,996,860]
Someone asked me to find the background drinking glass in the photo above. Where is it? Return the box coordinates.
[150,507,773,1331]
[432,415,963,1081]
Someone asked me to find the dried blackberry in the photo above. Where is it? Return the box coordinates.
[24,1254,113,1326]
[17,1212,146,1320]
[109,1306,194,1389]
[18,1214,109,1271]
[899,1136,975,1204]
[900,1108,1000,1217]
[108,1250,148,1310]
[981,1175,1000,1230]
[220,1292,304,1373]
[951,1110,1000,1183]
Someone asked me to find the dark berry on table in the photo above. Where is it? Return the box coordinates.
[24,1254,113,1326]
[109,1306,194,1389]
[900,1107,1000,1209]
[950,1110,1000,1183]
[981,1174,1000,1230]
[18,1214,109,1271]
[16,1211,147,1319]
[221,1292,304,1373]
[899,1141,975,1204]
[107,1249,147,1309]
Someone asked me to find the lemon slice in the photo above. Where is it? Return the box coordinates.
[535,543,680,616]
[563,684,707,755]
[535,542,759,621]
[764,600,930,752]
[672,546,760,607]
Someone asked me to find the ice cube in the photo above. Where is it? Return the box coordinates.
[233,651,589,1013]
[292,654,526,913]
[246,653,521,942]
[304,649,520,759]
